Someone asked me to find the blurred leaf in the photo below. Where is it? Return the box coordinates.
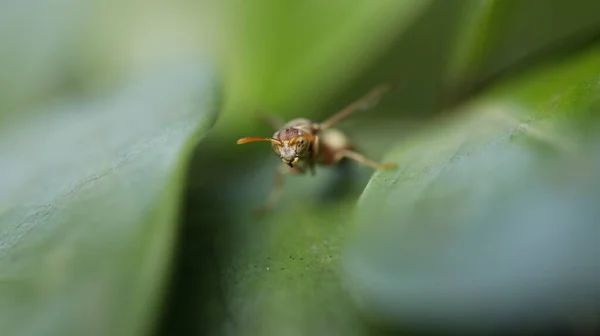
[221,202,367,336]
[161,149,389,335]
[0,63,219,336]
[216,0,432,133]
[343,42,600,333]
[0,0,215,124]
[312,0,471,124]
[446,0,600,92]
[0,0,89,118]
[72,0,214,91]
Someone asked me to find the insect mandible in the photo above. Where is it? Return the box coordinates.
[236,84,398,214]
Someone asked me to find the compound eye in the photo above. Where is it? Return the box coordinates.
[296,137,309,151]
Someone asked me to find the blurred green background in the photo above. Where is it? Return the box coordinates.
[2,0,600,335]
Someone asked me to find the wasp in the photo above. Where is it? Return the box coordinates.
[237,84,397,214]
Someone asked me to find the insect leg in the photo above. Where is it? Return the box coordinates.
[319,84,393,130]
[255,164,301,216]
[335,149,396,169]
[309,160,316,176]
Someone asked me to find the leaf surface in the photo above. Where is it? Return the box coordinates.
[0,64,219,336]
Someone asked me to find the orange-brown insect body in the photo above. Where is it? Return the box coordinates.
[236,84,397,214]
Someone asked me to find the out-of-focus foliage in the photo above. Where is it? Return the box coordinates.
[1,1,220,335]
[0,65,218,336]
[0,0,214,122]
[215,0,432,132]
[2,0,600,335]
[447,0,600,87]
[344,44,600,334]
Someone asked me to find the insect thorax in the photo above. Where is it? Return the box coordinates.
[320,128,351,152]
[282,118,315,130]
[273,118,317,142]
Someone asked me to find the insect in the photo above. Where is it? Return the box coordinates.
[237,84,397,214]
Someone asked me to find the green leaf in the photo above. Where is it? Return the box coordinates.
[446,0,600,88]
[343,43,600,333]
[163,155,384,335]
[216,0,432,133]
[0,63,219,336]
[0,0,89,118]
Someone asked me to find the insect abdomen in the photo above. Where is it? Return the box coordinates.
[316,128,352,165]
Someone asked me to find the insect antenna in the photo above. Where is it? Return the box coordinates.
[236,137,282,145]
